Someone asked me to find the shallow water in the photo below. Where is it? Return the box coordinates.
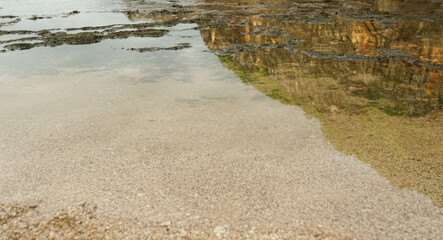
[0,0,442,207]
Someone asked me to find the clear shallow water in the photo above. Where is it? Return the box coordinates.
[0,0,442,206]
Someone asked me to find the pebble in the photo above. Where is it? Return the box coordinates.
[214,225,226,236]
[160,221,172,227]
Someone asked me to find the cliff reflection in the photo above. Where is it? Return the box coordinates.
[201,19,442,116]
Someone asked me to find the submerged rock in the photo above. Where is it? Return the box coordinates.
[1,28,170,52]
[4,43,35,51]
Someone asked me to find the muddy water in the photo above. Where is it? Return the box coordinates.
[0,0,442,237]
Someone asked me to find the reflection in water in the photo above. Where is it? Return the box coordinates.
[203,21,442,116]
[124,0,443,206]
